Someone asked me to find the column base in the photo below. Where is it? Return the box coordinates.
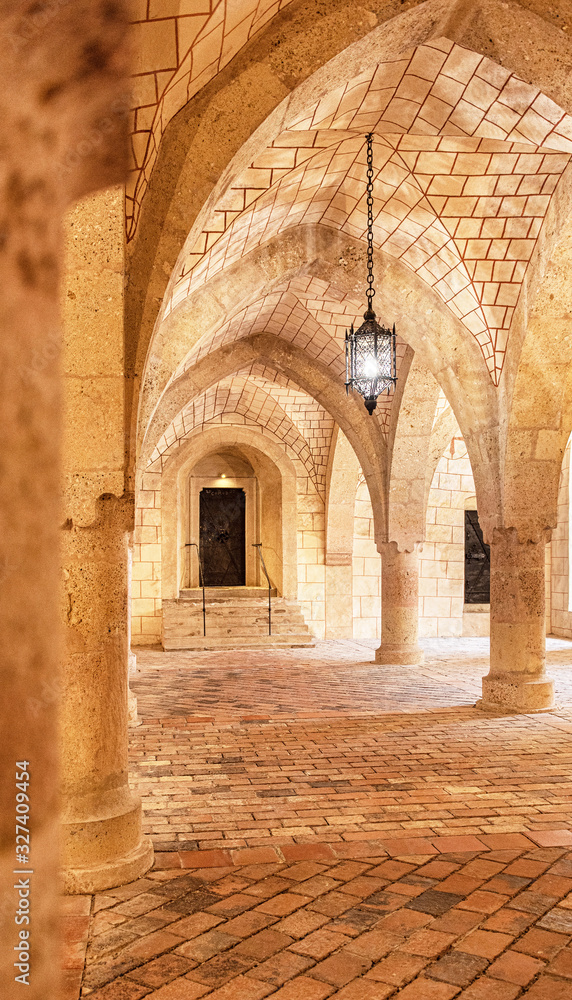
[64,834,153,894]
[62,792,154,893]
[375,643,424,666]
[478,672,554,713]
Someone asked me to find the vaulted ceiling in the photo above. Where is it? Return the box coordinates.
[131,2,572,536]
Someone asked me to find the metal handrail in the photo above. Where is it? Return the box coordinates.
[252,543,271,635]
[185,542,206,636]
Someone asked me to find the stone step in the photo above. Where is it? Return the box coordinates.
[162,594,313,651]
[178,597,293,609]
[180,586,277,600]
[163,634,314,651]
[168,622,307,633]
[168,608,305,623]
[163,614,307,634]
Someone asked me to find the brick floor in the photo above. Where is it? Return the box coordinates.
[128,638,572,853]
[64,637,572,998]
[74,845,572,996]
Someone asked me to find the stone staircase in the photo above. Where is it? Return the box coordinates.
[162,586,314,650]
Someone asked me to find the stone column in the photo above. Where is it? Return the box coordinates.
[0,189,62,1000]
[480,527,554,712]
[376,542,424,665]
[61,494,153,893]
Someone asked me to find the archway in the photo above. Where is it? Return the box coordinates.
[160,424,299,609]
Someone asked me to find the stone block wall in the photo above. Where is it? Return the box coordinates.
[352,479,381,639]
[131,469,162,645]
[131,440,327,646]
[419,434,475,637]
[551,436,572,637]
[295,480,326,638]
[131,427,564,647]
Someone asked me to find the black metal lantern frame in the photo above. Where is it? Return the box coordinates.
[345,133,397,415]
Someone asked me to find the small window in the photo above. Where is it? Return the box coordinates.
[464,510,490,604]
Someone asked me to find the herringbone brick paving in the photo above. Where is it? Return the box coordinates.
[64,637,572,999]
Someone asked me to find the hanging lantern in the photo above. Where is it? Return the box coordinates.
[345,133,397,415]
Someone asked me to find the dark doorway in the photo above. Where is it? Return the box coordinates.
[464,510,490,604]
[200,488,246,587]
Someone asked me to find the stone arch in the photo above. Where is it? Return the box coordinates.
[139,227,500,538]
[387,348,442,551]
[424,401,462,512]
[500,164,572,541]
[353,475,382,640]
[325,427,361,561]
[419,432,480,638]
[149,368,326,497]
[160,423,299,602]
[550,433,572,636]
[127,0,572,401]
[141,329,389,545]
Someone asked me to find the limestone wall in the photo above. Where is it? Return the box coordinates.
[132,470,163,644]
[132,423,562,647]
[296,494,326,639]
[419,436,475,638]
[551,436,572,638]
[131,430,489,646]
[352,479,382,640]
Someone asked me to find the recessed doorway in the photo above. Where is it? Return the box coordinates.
[200,487,246,586]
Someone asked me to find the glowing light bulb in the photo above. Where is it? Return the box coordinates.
[362,356,379,378]
[220,473,226,479]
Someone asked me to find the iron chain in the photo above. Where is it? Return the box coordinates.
[365,132,375,312]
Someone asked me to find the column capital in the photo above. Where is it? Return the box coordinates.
[491,525,552,547]
[377,538,424,556]
[63,491,135,533]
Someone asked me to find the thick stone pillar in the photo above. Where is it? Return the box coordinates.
[0,180,62,1000]
[0,0,129,992]
[376,542,424,665]
[61,494,153,893]
[480,528,554,712]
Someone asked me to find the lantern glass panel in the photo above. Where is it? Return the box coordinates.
[349,320,395,401]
